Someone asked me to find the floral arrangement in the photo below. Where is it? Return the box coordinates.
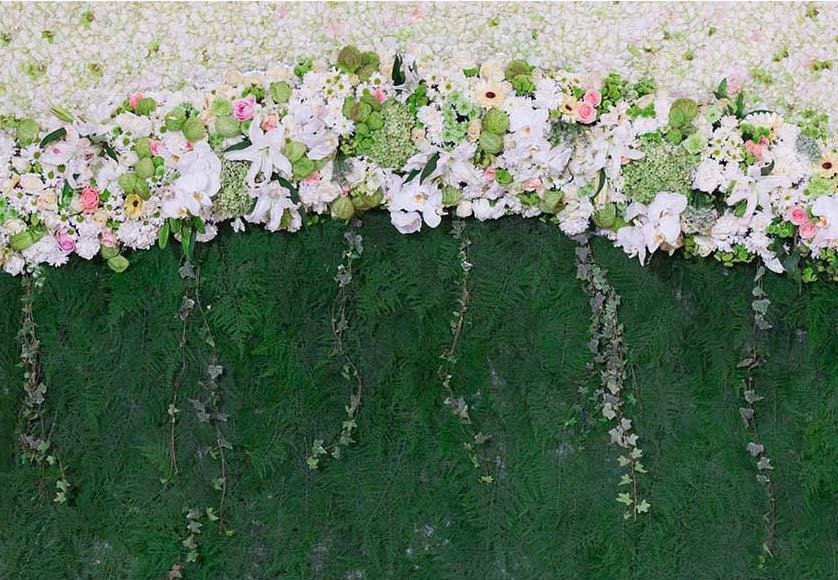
[0,46,836,281]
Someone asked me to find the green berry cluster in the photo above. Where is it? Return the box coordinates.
[213,160,254,220]
[622,140,697,204]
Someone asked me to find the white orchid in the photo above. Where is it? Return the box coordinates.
[226,117,292,187]
[616,192,687,264]
[387,176,443,234]
[161,141,222,219]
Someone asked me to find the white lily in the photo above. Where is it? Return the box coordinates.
[226,117,291,187]
[246,180,302,232]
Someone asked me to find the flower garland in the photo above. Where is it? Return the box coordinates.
[0,46,836,282]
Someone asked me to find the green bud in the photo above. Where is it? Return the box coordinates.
[215,115,240,138]
[442,185,462,207]
[99,245,120,260]
[357,102,372,123]
[539,190,564,214]
[211,97,232,117]
[366,111,384,131]
[134,157,154,180]
[668,98,699,128]
[269,81,292,104]
[357,64,377,82]
[337,45,363,73]
[292,157,316,180]
[483,108,509,135]
[294,58,313,78]
[134,137,152,158]
[164,107,187,131]
[463,66,479,78]
[182,117,206,142]
[510,74,535,95]
[135,97,156,116]
[50,105,75,123]
[118,172,138,194]
[504,60,531,81]
[479,131,504,155]
[9,231,34,252]
[682,132,706,155]
[360,93,381,111]
[495,168,513,186]
[107,255,129,273]
[342,98,358,120]
[593,203,617,229]
[15,118,39,146]
[285,141,307,163]
[351,188,383,211]
[332,196,355,220]
[135,178,150,200]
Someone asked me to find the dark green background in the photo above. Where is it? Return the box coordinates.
[0,214,836,579]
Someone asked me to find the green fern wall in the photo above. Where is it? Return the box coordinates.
[0,213,836,579]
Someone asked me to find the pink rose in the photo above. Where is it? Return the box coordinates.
[80,186,100,213]
[56,231,75,253]
[522,178,543,192]
[304,172,321,185]
[233,95,256,121]
[128,92,144,110]
[101,230,118,248]
[150,140,162,155]
[373,89,386,104]
[260,112,279,132]
[789,207,808,226]
[576,103,597,124]
[799,221,817,240]
[583,90,602,108]
[745,140,763,161]
[484,168,497,181]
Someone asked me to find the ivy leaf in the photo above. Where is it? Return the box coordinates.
[223,138,252,153]
[39,127,67,149]
[420,152,440,184]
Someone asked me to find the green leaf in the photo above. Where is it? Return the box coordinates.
[223,138,252,153]
[392,54,405,86]
[714,78,728,100]
[760,160,775,177]
[192,216,206,235]
[404,168,420,183]
[39,127,67,149]
[60,180,74,208]
[158,221,170,249]
[594,168,606,196]
[102,141,119,162]
[420,152,440,185]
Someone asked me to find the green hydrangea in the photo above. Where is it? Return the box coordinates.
[365,100,417,169]
[441,92,480,144]
[805,175,837,198]
[213,160,253,220]
[622,141,697,204]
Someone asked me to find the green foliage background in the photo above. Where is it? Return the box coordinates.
[0,213,836,579]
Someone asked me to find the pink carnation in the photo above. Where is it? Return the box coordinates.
[484,168,497,181]
[80,186,100,213]
[373,89,386,104]
[583,90,602,108]
[260,112,279,132]
[576,103,597,124]
[233,95,256,121]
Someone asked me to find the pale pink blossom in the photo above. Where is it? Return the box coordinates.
[128,92,144,110]
[583,90,602,107]
[233,95,256,121]
[576,103,597,124]
[799,221,817,239]
[788,207,808,226]
[56,231,75,253]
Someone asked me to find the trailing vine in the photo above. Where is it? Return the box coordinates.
[738,265,778,565]
[165,258,197,484]
[575,235,649,519]
[439,220,493,484]
[187,259,232,532]
[307,219,365,469]
[15,267,70,505]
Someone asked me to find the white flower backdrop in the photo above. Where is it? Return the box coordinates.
[0,1,836,282]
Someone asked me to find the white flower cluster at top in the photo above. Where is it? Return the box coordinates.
[0,2,836,131]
